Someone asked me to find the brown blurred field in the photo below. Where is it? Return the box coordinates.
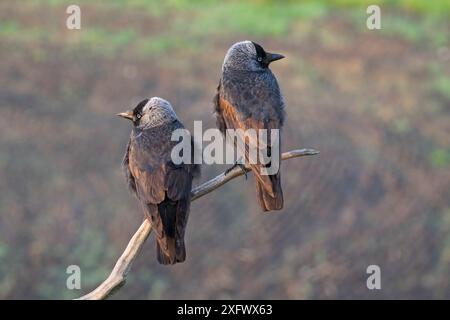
[0,0,449,299]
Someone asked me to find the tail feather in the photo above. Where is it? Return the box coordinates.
[255,171,283,212]
[150,198,188,265]
[156,237,186,265]
[249,163,275,197]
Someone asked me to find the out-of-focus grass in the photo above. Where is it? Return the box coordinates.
[433,75,450,102]
[0,20,20,36]
[27,0,450,16]
[430,149,450,169]
[78,28,138,56]
[381,15,450,47]
[3,0,450,57]
[0,20,50,42]
[391,0,450,16]
[1,1,330,56]
[137,35,202,56]
[429,63,450,103]
[391,118,412,134]
[177,1,328,37]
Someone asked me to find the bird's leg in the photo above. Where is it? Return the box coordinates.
[225,158,248,179]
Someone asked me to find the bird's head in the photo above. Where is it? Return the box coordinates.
[222,40,284,72]
[117,97,177,128]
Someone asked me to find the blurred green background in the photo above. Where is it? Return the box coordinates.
[0,0,449,299]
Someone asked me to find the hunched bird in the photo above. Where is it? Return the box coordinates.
[118,97,200,264]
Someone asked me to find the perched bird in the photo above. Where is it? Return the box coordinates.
[118,97,200,265]
[214,41,285,211]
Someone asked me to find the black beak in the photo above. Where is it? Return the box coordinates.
[116,110,134,121]
[266,52,285,64]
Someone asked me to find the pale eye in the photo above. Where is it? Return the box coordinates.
[257,57,262,62]
[136,113,141,119]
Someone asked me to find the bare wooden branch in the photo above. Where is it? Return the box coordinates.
[75,148,319,300]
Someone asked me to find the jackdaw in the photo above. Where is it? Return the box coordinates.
[214,41,285,211]
[118,97,200,264]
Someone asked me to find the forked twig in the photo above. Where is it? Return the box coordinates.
[76,148,319,300]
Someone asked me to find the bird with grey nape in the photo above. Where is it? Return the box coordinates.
[117,97,200,265]
[214,41,285,212]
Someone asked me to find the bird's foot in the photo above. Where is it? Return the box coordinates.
[225,162,248,179]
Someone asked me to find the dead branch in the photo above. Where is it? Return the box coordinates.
[75,148,319,300]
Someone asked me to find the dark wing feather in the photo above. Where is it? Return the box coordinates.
[220,70,285,125]
[122,137,137,195]
[216,70,284,211]
[213,81,227,133]
[126,121,199,264]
